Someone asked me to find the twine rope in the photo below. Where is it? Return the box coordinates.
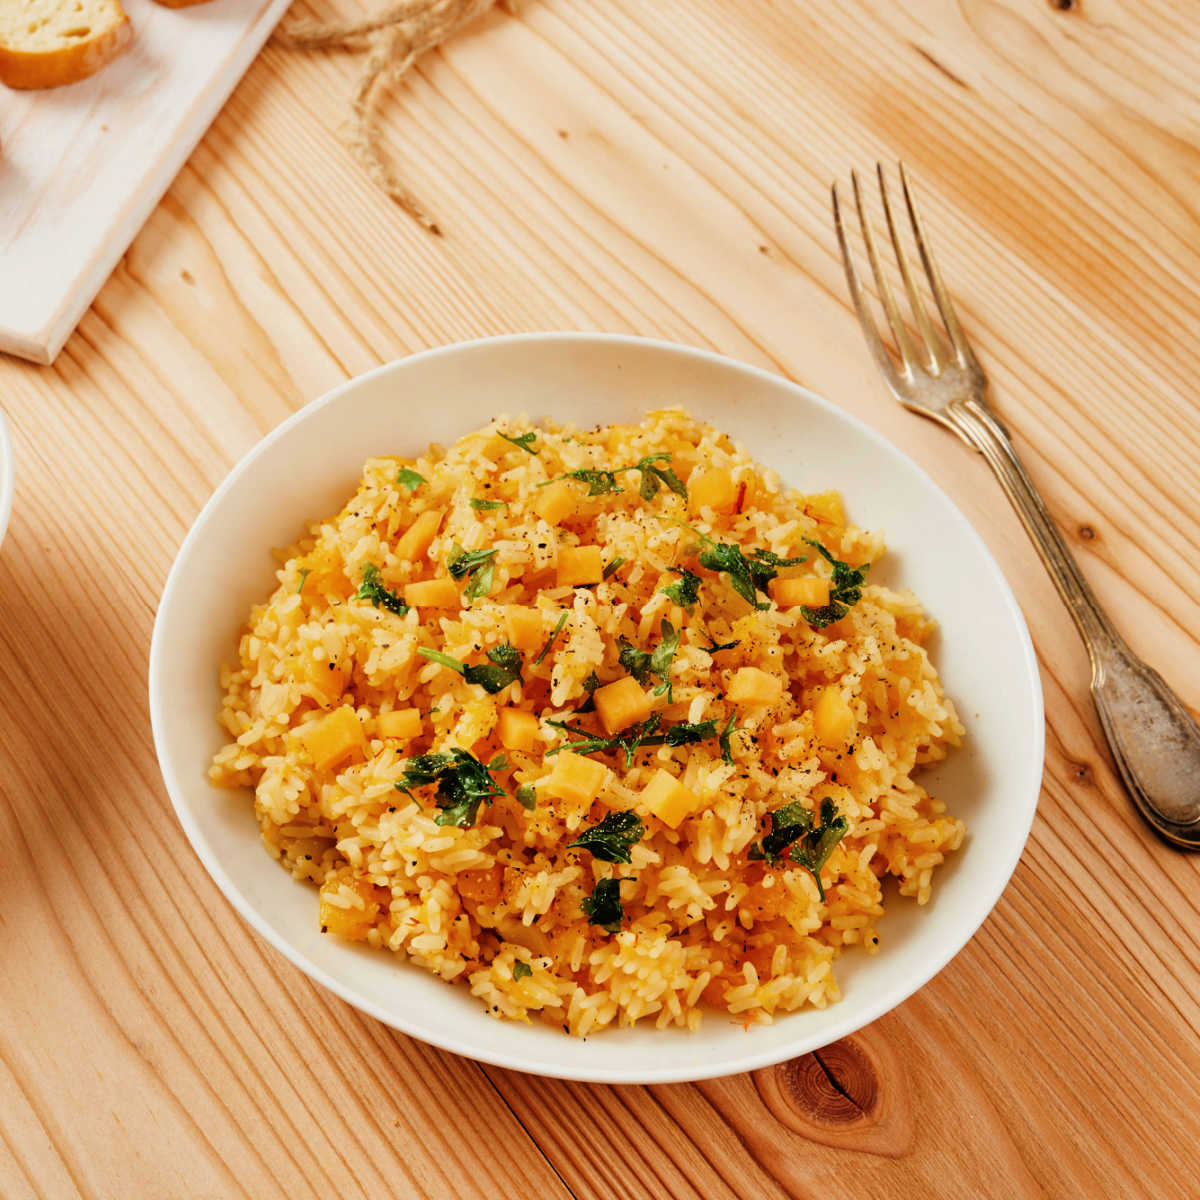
[275,0,516,234]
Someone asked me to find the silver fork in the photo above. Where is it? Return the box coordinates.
[833,163,1200,848]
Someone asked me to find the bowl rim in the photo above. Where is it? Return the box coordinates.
[149,331,1044,1083]
[0,409,13,551]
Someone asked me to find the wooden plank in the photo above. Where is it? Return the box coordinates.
[0,0,1196,1195]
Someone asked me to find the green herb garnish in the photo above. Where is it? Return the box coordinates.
[396,468,426,491]
[567,810,645,864]
[533,611,569,666]
[674,521,806,609]
[542,454,687,503]
[576,670,602,713]
[499,431,538,454]
[396,748,506,827]
[664,719,718,746]
[356,563,409,616]
[618,618,680,701]
[602,556,627,580]
[419,643,523,694]
[630,453,687,501]
[703,634,740,653]
[546,712,722,767]
[296,568,310,594]
[800,540,869,629]
[512,960,533,981]
[662,568,701,609]
[515,784,537,811]
[748,798,848,899]
[581,877,625,934]
[718,711,740,766]
[546,468,622,496]
[470,497,506,512]
[447,546,498,601]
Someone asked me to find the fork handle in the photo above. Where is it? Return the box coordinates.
[946,398,1200,840]
[946,399,1119,654]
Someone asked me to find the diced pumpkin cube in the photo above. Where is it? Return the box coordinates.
[534,480,578,526]
[403,577,460,608]
[594,676,654,736]
[506,606,544,653]
[319,876,386,941]
[456,865,504,907]
[298,706,365,772]
[544,751,610,805]
[813,687,855,746]
[293,657,344,705]
[727,666,783,707]
[395,509,443,561]
[640,768,700,829]
[770,576,831,609]
[557,545,604,588]
[378,708,422,741]
[805,490,845,527]
[497,707,540,753]
[688,467,737,514]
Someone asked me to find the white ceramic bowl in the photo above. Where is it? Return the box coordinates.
[150,333,1043,1083]
[0,409,13,551]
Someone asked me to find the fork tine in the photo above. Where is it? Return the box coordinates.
[832,181,906,396]
[876,163,947,374]
[899,162,980,370]
[850,169,919,375]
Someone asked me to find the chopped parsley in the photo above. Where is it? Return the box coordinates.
[515,784,537,811]
[748,798,848,899]
[663,719,718,746]
[675,521,807,609]
[704,634,740,653]
[581,877,625,933]
[542,454,688,503]
[800,540,869,629]
[396,468,426,491]
[356,563,409,616]
[602,556,627,580]
[512,960,533,982]
[418,643,523,694]
[567,810,645,864]
[576,670,602,713]
[396,748,506,827]
[296,568,310,594]
[499,431,538,455]
[718,711,740,765]
[447,546,498,601]
[546,712,721,767]
[618,618,680,701]
[533,611,570,666]
[545,468,622,496]
[662,568,701,609]
[470,497,507,512]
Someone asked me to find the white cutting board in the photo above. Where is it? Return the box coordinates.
[0,0,293,364]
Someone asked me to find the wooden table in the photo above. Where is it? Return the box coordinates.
[2,2,1197,1196]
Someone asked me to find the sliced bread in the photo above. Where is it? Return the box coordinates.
[0,0,132,90]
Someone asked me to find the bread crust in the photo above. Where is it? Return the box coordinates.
[0,11,132,89]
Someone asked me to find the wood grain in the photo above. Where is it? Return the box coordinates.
[1,0,1198,1196]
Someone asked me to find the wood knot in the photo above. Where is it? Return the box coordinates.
[1049,0,1076,10]
[1072,760,1095,787]
[780,1042,878,1124]
[1077,523,1097,541]
[753,1032,914,1157]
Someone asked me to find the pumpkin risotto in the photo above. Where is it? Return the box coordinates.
[210,409,965,1035]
